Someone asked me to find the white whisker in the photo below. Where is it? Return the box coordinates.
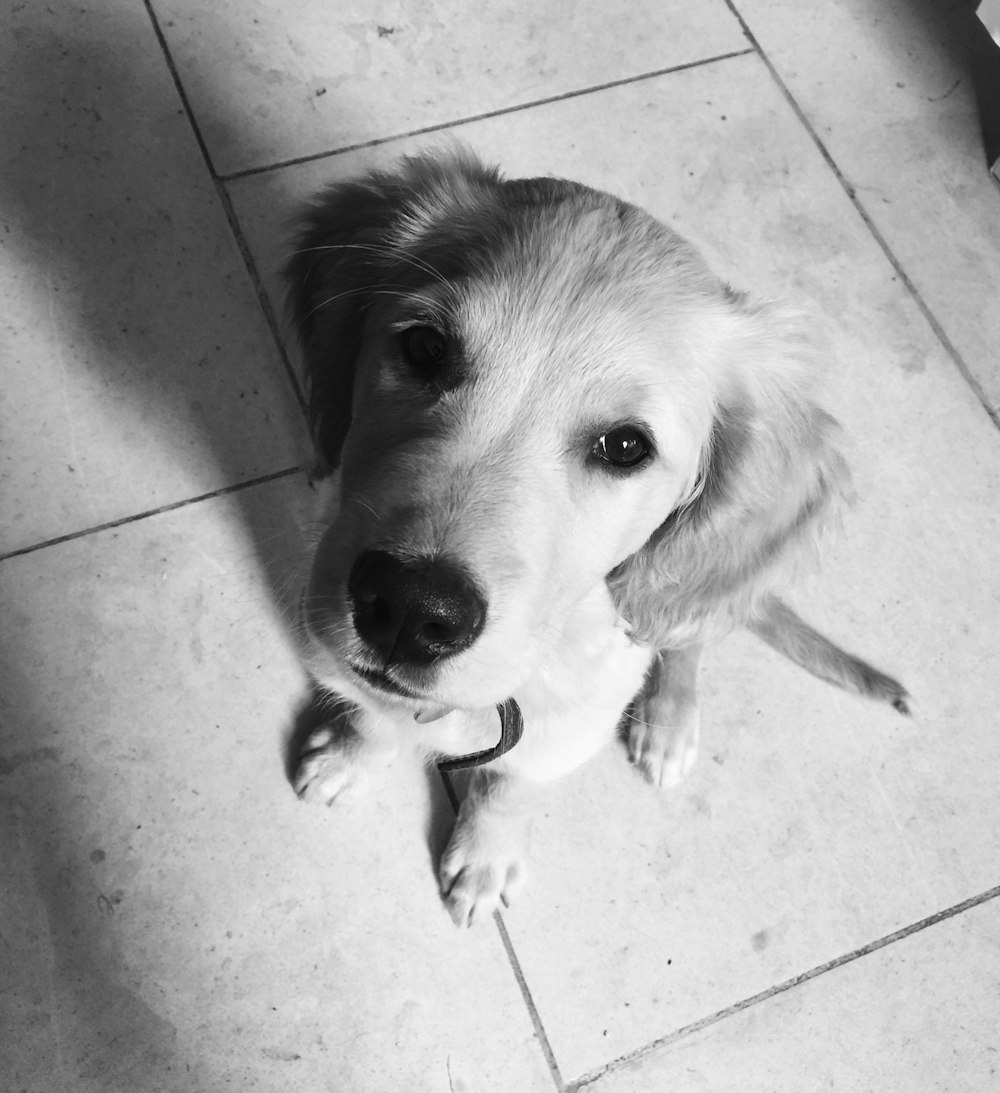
[302,285,448,329]
[348,492,380,520]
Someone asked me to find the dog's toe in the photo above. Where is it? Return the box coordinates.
[440,860,525,928]
[628,711,700,790]
[293,727,365,806]
[439,844,526,928]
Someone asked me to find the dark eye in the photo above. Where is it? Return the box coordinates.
[400,325,447,373]
[592,426,651,470]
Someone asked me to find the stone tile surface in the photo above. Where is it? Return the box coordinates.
[737,0,1000,414]
[153,0,749,174]
[0,480,554,1093]
[0,1,307,557]
[5,1,1000,1090]
[229,53,1000,1080]
[587,898,1000,1092]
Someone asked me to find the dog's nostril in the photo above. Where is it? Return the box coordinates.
[348,550,486,667]
[418,621,451,645]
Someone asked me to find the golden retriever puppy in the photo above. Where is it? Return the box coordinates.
[285,150,907,926]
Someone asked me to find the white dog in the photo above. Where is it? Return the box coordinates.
[284,151,908,926]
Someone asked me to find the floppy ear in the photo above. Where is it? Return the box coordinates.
[283,151,500,471]
[607,292,851,647]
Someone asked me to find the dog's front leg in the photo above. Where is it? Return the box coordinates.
[294,698,400,806]
[628,644,702,788]
[439,767,534,928]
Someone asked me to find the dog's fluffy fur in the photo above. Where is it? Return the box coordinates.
[284,150,907,926]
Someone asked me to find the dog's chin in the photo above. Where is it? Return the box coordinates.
[311,650,521,720]
[307,654,426,711]
[305,642,456,712]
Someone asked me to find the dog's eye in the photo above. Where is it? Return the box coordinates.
[400,325,447,373]
[592,426,651,470]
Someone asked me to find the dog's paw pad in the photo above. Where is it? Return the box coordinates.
[628,714,699,790]
[439,850,526,928]
[293,733,363,806]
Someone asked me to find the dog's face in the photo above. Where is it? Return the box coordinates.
[289,154,847,715]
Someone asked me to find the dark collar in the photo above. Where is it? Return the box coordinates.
[436,699,524,772]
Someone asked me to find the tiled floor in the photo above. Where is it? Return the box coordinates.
[2,1,999,1090]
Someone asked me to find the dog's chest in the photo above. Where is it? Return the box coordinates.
[379,586,653,779]
[496,586,654,779]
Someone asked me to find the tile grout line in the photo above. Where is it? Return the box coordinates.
[214,182,308,412]
[140,0,308,418]
[0,467,305,563]
[493,912,567,1091]
[219,48,757,183]
[723,0,1000,431]
[566,881,1000,1090]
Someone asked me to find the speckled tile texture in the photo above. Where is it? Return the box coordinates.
[2,1,999,1091]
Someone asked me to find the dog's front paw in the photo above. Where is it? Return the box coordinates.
[439,840,526,929]
[439,813,528,928]
[293,725,370,806]
[628,703,700,789]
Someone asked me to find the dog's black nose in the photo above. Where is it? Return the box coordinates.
[348,550,486,666]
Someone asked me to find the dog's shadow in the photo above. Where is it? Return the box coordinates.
[0,13,313,580]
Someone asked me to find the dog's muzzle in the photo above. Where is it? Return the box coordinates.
[348,550,487,666]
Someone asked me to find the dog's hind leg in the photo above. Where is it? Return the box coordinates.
[748,593,910,715]
[627,644,702,789]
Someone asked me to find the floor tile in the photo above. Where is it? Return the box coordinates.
[0,480,553,1093]
[153,0,749,175]
[229,53,1000,1081]
[737,0,1000,415]
[583,896,1000,1092]
[0,2,308,557]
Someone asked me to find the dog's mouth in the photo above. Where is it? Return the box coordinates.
[350,663,423,699]
[349,662,458,725]
[341,641,524,768]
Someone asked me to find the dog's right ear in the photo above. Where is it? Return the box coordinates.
[284,152,502,472]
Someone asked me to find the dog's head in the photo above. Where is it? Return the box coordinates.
[286,150,848,713]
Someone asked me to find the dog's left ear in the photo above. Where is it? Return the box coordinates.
[607,292,851,647]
